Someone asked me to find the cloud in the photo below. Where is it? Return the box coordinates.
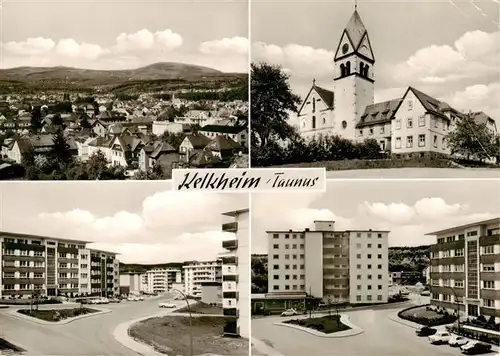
[200,36,249,55]
[3,37,55,56]
[34,191,235,263]
[113,29,183,52]
[55,39,103,59]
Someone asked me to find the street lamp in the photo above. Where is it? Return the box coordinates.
[171,288,193,356]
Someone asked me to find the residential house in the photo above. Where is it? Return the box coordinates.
[205,135,242,161]
[139,141,179,172]
[199,124,248,148]
[179,133,211,162]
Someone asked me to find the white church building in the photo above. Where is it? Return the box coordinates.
[297,9,497,159]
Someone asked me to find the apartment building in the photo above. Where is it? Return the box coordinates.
[119,271,147,295]
[267,220,390,304]
[220,208,250,338]
[427,217,500,322]
[0,231,119,298]
[144,268,182,294]
[183,260,222,297]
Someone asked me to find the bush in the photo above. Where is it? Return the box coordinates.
[447,325,500,346]
[398,305,457,326]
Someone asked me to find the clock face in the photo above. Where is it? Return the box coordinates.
[342,44,349,54]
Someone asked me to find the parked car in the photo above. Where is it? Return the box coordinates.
[98,298,110,304]
[421,291,431,296]
[109,298,121,303]
[460,341,492,355]
[416,326,437,337]
[138,296,145,301]
[280,309,298,317]
[429,331,452,344]
[449,335,468,347]
[127,296,138,301]
[158,302,176,308]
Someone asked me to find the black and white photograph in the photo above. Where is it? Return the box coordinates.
[250,180,500,356]
[250,0,499,178]
[0,182,250,356]
[0,0,249,180]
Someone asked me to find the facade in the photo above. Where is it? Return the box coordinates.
[297,9,498,158]
[267,220,390,304]
[427,217,500,322]
[144,268,182,294]
[0,231,119,298]
[119,271,146,295]
[220,208,250,338]
[183,260,222,297]
[200,282,222,306]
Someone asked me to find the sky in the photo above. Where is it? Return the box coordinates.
[251,179,500,254]
[0,182,249,264]
[251,0,500,122]
[0,0,249,72]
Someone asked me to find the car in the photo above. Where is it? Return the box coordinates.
[416,326,437,337]
[428,331,452,344]
[421,291,431,296]
[158,302,176,308]
[99,298,110,304]
[109,298,121,303]
[449,335,468,347]
[127,296,138,301]
[460,341,492,355]
[138,296,145,301]
[280,309,298,317]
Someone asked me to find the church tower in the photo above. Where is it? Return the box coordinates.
[333,9,375,140]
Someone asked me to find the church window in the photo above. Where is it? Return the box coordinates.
[433,135,438,148]
[360,62,364,74]
[406,136,413,148]
[380,126,385,134]
[340,64,345,77]
[323,117,326,124]
[312,116,316,129]
[364,65,369,77]
[345,62,351,75]
[369,128,373,135]
[395,137,401,149]
[419,135,426,147]
[359,129,363,136]
[312,98,316,113]
[407,117,413,128]
[342,120,347,129]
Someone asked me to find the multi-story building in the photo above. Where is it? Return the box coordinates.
[119,271,146,295]
[220,208,249,338]
[427,217,500,322]
[88,249,120,297]
[144,268,182,294]
[183,260,222,297]
[0,231,120,298]
[266,220,390,304]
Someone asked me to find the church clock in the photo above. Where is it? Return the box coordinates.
[342,43,349,54]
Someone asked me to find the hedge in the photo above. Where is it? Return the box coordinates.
[398,305,457,326]
[446,325,500,346]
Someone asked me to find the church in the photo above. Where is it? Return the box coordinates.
[297,8,497,158]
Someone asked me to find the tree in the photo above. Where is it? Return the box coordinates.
[322,295,338,320]
[80,115,92,129]
[445,115,498,162]
[160,131,186,150]
[52,113,64,128]
[51,129,73,167]
[30,106,43,134]
[250,62,301,149]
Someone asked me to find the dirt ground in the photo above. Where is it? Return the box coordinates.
[129,315,248,356]
[177,302,223,315]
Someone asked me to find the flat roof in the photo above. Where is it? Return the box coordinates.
[200,282,222,286]
[266,229,390,233]
[222,208,249,217]
[425,217,500,235]
[0,230,91,244]
[89,248,118,256]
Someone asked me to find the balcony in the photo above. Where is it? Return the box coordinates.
[222,222,238,233]
[223,320,239,337]
[223,291,238,299]
[222,239,238,251]
[221,256,238,264]
[223,308,238,317]
[223,274,239,282]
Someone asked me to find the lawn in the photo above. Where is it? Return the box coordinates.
[18,307,98,322]
[399,305,457,326]
[176,302,223,315]
[0,338,24,353]
[0,298,62,305]
[284,315,351,334]
[129,315,248,356]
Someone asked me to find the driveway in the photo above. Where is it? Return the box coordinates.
[0,296,185,355]
[326,167,500,179]
[251,300,493,356]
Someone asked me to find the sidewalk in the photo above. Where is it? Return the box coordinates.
[251,338,286,356]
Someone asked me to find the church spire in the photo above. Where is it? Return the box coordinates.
[344,8,367,49]
[354,0,357,10]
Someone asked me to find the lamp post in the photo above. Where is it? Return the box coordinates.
[171,288,193,356]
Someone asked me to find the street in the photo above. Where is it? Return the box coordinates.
[0,296,185,355]
[251,296,493,356]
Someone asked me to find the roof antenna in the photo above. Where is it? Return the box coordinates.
[355,0,358,10]
[313,78,316,86]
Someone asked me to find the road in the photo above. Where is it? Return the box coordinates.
[0,296,184,355]
[326,167,500,179]
[251,297,493,356]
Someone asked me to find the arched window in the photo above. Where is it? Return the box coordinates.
[364,65,369,77]
[345,61,351,75]
[360,62,365,75]
[342,120,347,129]
[312,98,316,113]
[312,116,316,129]
[340,64,345,77]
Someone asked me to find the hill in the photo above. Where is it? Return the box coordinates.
[0,62,247,93]
[119,262,184,273]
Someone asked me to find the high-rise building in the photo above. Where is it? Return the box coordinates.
[266,221,389,304]
[427,217,500,322]
[183,260,222,297]
[220,208,249,338]
[145,268,182,294]
[0,231,119,298]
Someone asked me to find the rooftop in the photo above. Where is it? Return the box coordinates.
[0,230,91,244]
[425,217,500,236]
[222,208,249,217]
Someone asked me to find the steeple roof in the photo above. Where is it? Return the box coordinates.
[345,10,367,49]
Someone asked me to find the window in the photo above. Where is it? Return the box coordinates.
[369,128,373,135]
[357,264,361,269]
[380,126,385,134]
[483,299,495,308]
[356,243,361,248]
[285,254,290,260]
[407,117,413,128]
[273,254,279,259]
[395,120,401,130]
[406,136,413,148]
[312,116,316,129]
[367,254,372,259]
[454,280,464,288]
[292,244,297,249]
[368,274,372,279]
[285,275,290,280]
[368,285,372,290]
[433,135,438,148]
[455,249,464,257]
[34,251,43,257]
[377,233,382,238]
[418,134,425,147]
[273,286,279,290]
[377,254,382,259]
[368,265,372,270]
[483,281,494,289]
[434,118,439,128]
[407,100,413,110]
[273,265,279,270]
[273,234,279,239]
[356,295,362,301]
[483,264,495,272]
[356,254,361,259]
[367,243,372,248]
[395,137,401,149]
[377,264,382,269]
[273,244,279,249]
[377,274,382,280]
[285,285,290,290]
[357,274,361,280]
[378,285,382,290]
[312,98,316,113]
[285,234,289,239]
[483,246,494,255]
[358,129,363,136]
[285,244,289,249]
[418,115,425,126]
[357,285,361,290]
[357,233,361,238]
[367,295,372,301]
